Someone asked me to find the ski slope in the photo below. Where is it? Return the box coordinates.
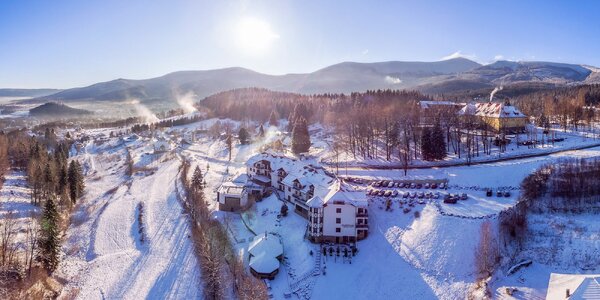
[55,134,202,299]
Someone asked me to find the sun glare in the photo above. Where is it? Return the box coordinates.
[234,17,279,55]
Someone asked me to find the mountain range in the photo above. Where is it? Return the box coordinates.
[18,58,600,110]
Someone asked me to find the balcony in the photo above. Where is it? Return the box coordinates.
[356,212,368,218]
[356,224,368,229]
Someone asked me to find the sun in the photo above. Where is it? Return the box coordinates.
[234,17,279,55]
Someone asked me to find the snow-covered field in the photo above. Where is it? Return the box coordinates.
[37,118,600,299]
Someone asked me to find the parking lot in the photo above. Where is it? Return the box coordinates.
[356,178,519,217]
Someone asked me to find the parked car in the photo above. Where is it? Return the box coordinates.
[425,192,432,199]
[431,183,438,189]
[373,181,381,187]
[403,207,411,214]
[460,193,468,200]
[366,189,373,196]
[382,180,389,187]
[402,192,409,198]
[418,199,426,205]
[378,190,385,196]
[392,190,399,197]
[417,192,424,199]
[388,181,395,188]
[504,191,511,197]
[444,194,457,204]
[439,182,446,189]
[398,182,406,188]
[416,183,423,189]
[424,183,430,189]
[486,189,493,197]
[433,192,440,199]
[497,190,503,197]
[409,192,416,199]
[410,183,416,189]
[384,190,392,197]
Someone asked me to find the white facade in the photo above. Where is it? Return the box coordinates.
[308,183,368,243]
[216,174,257,211]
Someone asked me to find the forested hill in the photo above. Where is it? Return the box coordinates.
[197,87,428,123]
[29,102,92,117]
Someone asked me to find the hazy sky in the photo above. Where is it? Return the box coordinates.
[1,0,600,89]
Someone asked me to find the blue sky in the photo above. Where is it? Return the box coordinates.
[1,0,599,88]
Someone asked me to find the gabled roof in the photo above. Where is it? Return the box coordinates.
[247,152,334,198]
[307,196,325,208]
[570,277,600,299]
[309,181,367,208]
[547,273,600,300]
[419,100,463,110]
[469,102,526,118]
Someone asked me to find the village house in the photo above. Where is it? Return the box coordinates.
[462,100,528,133]
[216,173,263,212]
[152,138,172,153]
[243,152,369,243]
[419,99,529,133]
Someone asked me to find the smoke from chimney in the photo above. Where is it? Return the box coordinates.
[490,86,503,102]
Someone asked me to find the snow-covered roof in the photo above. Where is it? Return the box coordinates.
[281,166,332,196]
[247,152,335,198]
[218,173,247,195]
[310,181,367,208]
[307,196,325,208]
[458,103,478,116]
[468,102,527,119]
[249,252,280,274]
[419,100,462,110]
[248,233,283,258]
[547,273,600,300]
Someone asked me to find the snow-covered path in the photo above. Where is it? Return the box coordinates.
[56,142,201,299]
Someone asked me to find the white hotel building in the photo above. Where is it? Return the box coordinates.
[246,152,369,243]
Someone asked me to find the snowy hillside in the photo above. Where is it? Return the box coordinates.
[54,133,201,299]
[36,118,600,299]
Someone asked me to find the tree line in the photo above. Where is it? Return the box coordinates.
[0,129,85,297]
[180,161,267,300]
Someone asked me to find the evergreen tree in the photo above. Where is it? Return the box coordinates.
[421,127,432,161]
[68,160,84,204]
[258,124,265,138]
[268,111,278,127]
[192,166,204,190]
[238,127,249,145]
[57,165,68,196]
[39,196,60,272]
[432,122,447,160]
[43,160,55,198]
[291,117,311,154]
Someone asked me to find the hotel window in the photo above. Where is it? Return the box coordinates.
[336,208,342,213]
[336,218,341,224]
[336,228,341,233]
